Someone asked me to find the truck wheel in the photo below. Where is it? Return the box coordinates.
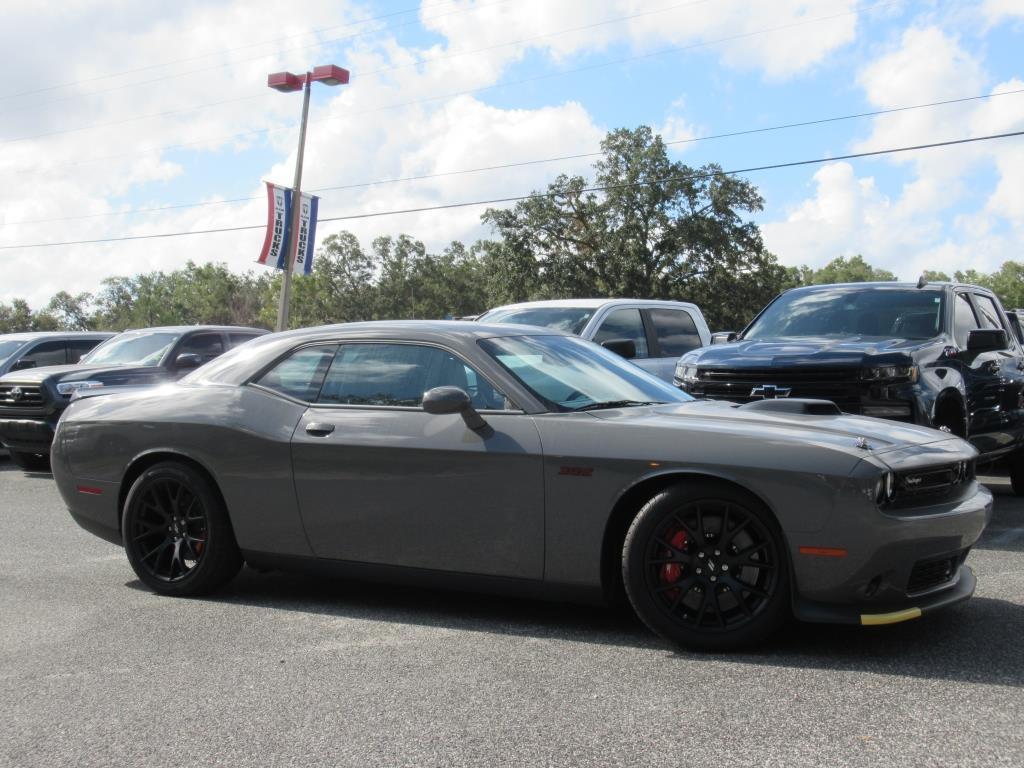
[8,450,51,472]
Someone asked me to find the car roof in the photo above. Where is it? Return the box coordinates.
[0,331,115,341]
[786,282,997,294]
[483,298,701,312]
[261,319,569,343]
[113,325,268,334]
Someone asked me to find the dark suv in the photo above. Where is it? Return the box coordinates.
[674,282,1024,493]
[0,325,266,470]
[0,331,114,376]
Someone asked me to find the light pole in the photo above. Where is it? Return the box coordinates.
[267,64,349,332]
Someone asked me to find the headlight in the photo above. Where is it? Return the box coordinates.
[675,363,699,384]
[875,471,897,504]
[861,365,918,382]
[57,380,104,396]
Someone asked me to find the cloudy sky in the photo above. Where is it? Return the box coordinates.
[2,0,1023,307]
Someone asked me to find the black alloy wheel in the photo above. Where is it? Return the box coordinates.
[622,481,789,651]
[122,461,242,596]
[8,450,51,472]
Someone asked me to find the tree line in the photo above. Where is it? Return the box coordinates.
[3,127,1021,336]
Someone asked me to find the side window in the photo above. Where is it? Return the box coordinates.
[67,339,103,363]
[318,343,511,410]
[17,340,67,368]
[973,295,1005,331]
[255,345,337,401]
[648,309,701,357]
[953,293,978,348]
[178,333,225,363]
[592,309,649,358]
[229,333,262,349]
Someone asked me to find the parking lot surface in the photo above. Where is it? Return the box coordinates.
[1,458,1023,768]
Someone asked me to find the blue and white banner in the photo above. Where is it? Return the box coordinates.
[257,182,319,275]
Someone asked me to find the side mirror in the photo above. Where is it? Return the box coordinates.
[10,359,37,371]
[710,332,737,345]
[175,353,204,369]
[965,328,1007,353]
[600,338,636,359]
[423,386,487,430]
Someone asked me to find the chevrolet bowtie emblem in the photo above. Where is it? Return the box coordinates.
[750,384,791,399]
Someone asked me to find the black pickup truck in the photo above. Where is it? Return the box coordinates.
[0,325,266,470]
[675,282,1024,493]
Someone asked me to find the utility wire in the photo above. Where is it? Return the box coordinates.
[0,0,711,146]
[11,0,899,173]
[2,129,1021,251]
[0,0,495,103]
[6,86,1022,228]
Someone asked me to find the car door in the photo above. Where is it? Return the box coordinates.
[965,292,1024,453]
[10,340,67,371]
[290,341,545,578]
[589,307,657,376]
[643,308,705,382]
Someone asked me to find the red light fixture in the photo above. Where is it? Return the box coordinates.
[267,71,304,92]
[310,64,350,86]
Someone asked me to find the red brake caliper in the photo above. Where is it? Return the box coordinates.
[659,529,688,587]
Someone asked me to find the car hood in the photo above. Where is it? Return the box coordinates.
[684,336,929,368]
[0,363,161,385]
[586,399,958,458]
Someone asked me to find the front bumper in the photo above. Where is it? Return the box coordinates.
[0,417,55,453]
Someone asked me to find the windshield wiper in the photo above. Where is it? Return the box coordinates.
[574,400,664,411]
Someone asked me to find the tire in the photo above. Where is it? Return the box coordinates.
[122,461,242,596]
[622,481,790,651]
[9,450,51,472]
[1010,450,1024,497]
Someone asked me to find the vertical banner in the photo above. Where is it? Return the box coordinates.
[256,182,292,269]
[289,193,320,276]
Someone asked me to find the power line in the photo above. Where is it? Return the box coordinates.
[13,0,896,171]
[6,85,1023,227]
[0,0,710,146]
[2,129,1021,251]
[0,0,489,104]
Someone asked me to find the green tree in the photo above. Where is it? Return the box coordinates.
[803,255,897,284]
[288,232,378,326]
[956,261,1024,309]
[0,299,37,333]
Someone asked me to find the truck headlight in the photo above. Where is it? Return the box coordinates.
[675,363,698,385]
[861,365,918,382]
[57,381,104,396]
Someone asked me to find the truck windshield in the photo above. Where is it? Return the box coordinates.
[480,334,691,412]
[81,332,180,366]
[478,307,595,335]
[745,287,945,340]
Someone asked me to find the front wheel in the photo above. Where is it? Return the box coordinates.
[122,461,242,596]
[8,450,50,472]
[622,482,790,651]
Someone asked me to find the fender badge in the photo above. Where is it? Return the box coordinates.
[855,437,871,450]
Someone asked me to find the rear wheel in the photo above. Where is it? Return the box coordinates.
[8,450,50,472]
[622,482,789,651]
[122,461,242,596]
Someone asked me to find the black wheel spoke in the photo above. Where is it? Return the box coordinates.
[670,514,700,543]
[130,476,209,583]
[731,577,770,599]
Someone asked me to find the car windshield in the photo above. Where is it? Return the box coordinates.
[81,331,180,366]
[480,334,692,412]
[0,340,26,365]
[744,287,945,340]
[478,307,595,335]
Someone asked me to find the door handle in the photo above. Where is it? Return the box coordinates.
[305,422,335,437]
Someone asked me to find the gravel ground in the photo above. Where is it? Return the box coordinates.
[1,458,1022,768]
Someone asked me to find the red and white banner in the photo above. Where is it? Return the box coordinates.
[256,183,320,275]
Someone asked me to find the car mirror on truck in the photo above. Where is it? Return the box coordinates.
[422,386,487,431]
[710,332,737,345]
[965,328,1007,353]
[600,338,637,359]
[174,353,204,369]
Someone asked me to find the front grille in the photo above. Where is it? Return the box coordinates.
[907,551,966,594]
[693,367,864,409]
[0,383,45,407]
[891,461,975,507]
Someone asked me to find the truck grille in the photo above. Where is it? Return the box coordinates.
[907,551,966,594]
[0,383,45,407]
[694,367,864,410]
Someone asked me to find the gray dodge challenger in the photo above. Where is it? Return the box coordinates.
[52,321,992,650]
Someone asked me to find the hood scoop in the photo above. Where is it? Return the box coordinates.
[739,398,841,416]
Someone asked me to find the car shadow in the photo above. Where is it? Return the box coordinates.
[124,562,1024,688]
[974,474,1024,553]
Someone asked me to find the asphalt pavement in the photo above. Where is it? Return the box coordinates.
[1,458,1022,767]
